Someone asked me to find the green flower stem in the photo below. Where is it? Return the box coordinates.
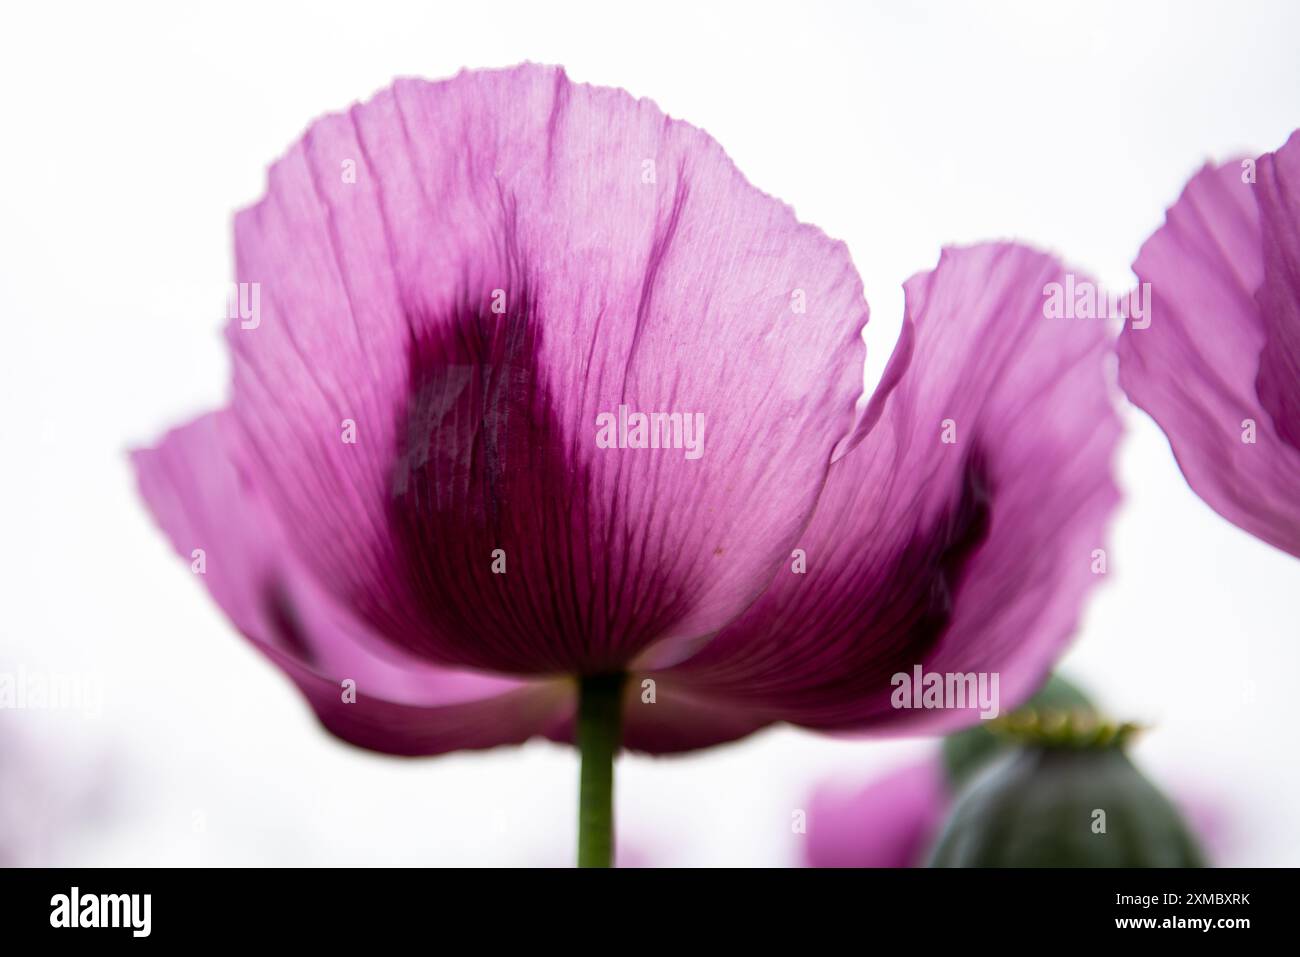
[577,673,625,868]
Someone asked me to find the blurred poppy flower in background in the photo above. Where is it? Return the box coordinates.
[1118,129,1300,557]
[0,724,113,866]
[133,64,1120,866]
[806,759,949,868]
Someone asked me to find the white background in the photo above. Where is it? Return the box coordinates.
[1,0,1297,866]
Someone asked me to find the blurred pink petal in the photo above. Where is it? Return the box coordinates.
[0,724,112,865]
[1173,787,1235,867]
[805,760,947,868]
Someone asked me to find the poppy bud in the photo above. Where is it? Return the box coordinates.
[941,674,1095,790]
[929,717,1204,867]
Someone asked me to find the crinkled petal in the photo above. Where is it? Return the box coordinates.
[132,413,572,756]
[625,244,1120,748]
[1117,141,1300,557]
[224,64,870,676]
[804,760,947,868]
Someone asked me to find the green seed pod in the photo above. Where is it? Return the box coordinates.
[928,741,1205,867]
[941,674,1096,790]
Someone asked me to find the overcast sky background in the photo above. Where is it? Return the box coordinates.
[2,0,1297,865]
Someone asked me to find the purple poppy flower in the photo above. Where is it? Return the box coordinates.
[133,65,1119,864]
[1117,129,1300,557]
